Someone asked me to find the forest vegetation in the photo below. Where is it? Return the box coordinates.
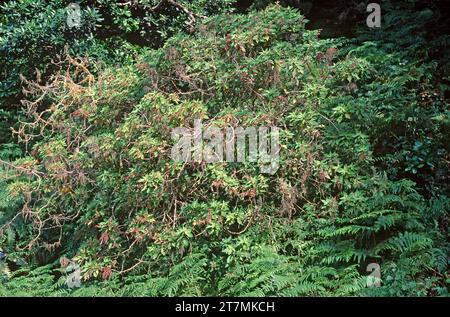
[0,0,448,296]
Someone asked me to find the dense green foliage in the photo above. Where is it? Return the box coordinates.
[0,2,449,296]
[0,0,234,147]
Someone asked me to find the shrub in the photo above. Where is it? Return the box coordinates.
[0,4,448,296]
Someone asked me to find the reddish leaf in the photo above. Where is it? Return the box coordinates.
[99,232,109,245]
[102,267,111,280]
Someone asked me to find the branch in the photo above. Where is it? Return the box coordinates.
[0,159,44,179]
[166,0,206,19]
[145,0,206,32]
